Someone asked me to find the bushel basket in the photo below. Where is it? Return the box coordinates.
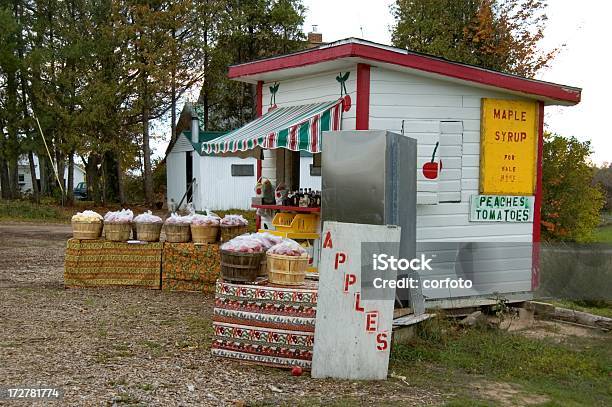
[72,221,103,240]
[136,222,163,242]
[267,253,309,286]
[220,249,265,283]
[105,222,132,242]
[191,224,219,244]
[220,225,248,242]
[164,223,191,243]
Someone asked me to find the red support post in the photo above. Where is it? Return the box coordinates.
[356,63,371,130]
[256,80,264,230]
[532,101,545,290]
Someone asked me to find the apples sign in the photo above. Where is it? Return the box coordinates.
[422,142,442,179]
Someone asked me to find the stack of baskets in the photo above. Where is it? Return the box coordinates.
[192,224,219,244]
[135,222,163,242]
[164,223,191,243]
[220,249,265,283]
[72,221,103,240]
[71,210,104,240]
[266,252,309,286]
[220,224,248,242]
[104,222,132,241]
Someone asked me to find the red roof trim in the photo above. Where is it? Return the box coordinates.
[228,42,580,104]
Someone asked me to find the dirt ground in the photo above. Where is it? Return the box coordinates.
[0,222,443,406]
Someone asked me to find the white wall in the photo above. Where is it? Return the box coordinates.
[261,68,357,185]
[197,156,256,210]
[15,155,85,194]
[299,155,321,190]
[369,67,533,301]
[166,151,187,208]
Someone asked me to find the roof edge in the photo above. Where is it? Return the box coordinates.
[228,38,581,105]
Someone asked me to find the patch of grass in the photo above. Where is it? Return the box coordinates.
[139,383,154,391]
[113,392,141,405]
[593,224,612,243]
[390,320,612,406]
[95,343,133,364]
[141,340,164,357]
[0,199,71,222]
[544,299,612,319]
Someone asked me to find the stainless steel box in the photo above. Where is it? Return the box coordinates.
[321,130,419,308]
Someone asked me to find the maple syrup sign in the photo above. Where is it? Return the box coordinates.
[480,98,539,195]
[312,222,400,380]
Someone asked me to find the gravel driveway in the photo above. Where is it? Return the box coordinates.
[0,222,442,406]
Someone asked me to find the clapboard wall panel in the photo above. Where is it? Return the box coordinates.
[369,66,534,301]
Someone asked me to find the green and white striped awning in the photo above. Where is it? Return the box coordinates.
[201,99,344,155]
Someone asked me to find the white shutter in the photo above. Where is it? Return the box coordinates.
[438,121,463,202]
[402,120,440,205]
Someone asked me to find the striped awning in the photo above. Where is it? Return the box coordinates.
[201,99,344,155]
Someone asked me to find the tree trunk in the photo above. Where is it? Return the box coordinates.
[40,155,48,195]
[143,106,153,206]
[55,148,65,202]
[67,151,74,205]
[8,159,19,199]
[0,158,10,199]
[116,155,126,206]
[27,151,39,203]
[85,153,101,205]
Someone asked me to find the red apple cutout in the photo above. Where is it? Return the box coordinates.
[422,142,442,179]
[291,366,303,376]
[342,95,352,112]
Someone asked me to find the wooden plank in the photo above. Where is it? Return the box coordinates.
[312,222,401,380]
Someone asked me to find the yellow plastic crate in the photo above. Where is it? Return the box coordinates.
[272,213,318,234]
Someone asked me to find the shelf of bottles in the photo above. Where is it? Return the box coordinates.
[251,188,321,213]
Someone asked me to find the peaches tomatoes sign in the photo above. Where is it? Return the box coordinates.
[480,98,539,195]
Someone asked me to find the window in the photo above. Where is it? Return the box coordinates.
[18,174,25,182]
[309,164,321,176]
[231,164,254,177]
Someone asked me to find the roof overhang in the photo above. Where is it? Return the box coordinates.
[228,38,581,106]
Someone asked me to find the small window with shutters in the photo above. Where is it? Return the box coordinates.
[403,120,463,204]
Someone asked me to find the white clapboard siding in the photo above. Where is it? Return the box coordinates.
[300,156,321,190]
[197,156,256,210]
[402,120,440,204]
[439,121,463,202]
[369,66,533,302]
[262,69,357,128]
[166,151,187,208]
[171,133,194,153]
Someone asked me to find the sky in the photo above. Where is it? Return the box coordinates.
[154,0,610,165]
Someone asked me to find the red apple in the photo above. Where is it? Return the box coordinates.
[422,162,439,179]
[422,142,442,179]
[291,366,303,376]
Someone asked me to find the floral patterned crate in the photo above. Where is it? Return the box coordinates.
[212,279,318,369]
[161,243,220,293]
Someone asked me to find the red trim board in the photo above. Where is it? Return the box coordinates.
[256,80,263,230]
[356,64,371,130]
[531,101,545,290]
[229,42,580,105]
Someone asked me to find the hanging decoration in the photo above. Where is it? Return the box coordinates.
[336,72,351,112]
[269,82,280,111]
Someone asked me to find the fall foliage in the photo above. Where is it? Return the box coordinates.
[391,0,558,77]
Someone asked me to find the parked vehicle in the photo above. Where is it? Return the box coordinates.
[73,182,88,200]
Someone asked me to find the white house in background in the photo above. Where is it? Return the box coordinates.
[165,104,321,211]
[15,154,86,194]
